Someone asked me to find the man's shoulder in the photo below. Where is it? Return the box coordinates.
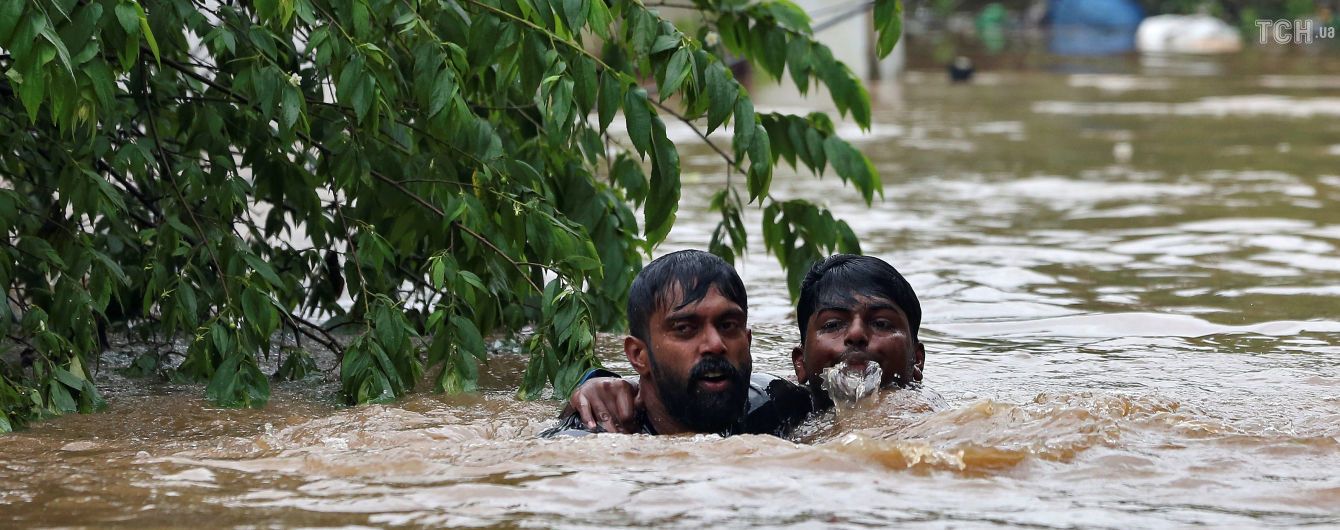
[738,373,813,437]
[747,373,808,403]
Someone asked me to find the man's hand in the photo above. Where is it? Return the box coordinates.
[563,378,640,433]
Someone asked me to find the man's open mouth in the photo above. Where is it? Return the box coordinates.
[694,370,735,391]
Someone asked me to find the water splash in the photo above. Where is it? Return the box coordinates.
[821,361,883,411]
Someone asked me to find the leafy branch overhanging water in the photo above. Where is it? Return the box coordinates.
[0,0,902,431]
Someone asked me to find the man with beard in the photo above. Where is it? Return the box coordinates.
[561,254,925,435]
[542,250,809,437]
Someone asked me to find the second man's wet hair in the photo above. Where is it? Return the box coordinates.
[627,250,748,343]
[795,254,921,342]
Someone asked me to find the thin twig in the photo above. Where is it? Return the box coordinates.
[643,1,700,9]
[96,159,163,224]
[287,313,343,356]
[332,193,373,318]
[141,60,234,305]
[649,99,746,174]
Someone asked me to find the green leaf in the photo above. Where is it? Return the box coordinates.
[766,1,813,33]
[612,155,647,205]
[0,0,23,44]
[114,2,139,35]
[457,273,488,302]
[571,55,597,115]
[16,41,50,122]
[428,66,456,118]
[437,363,462,394]
[645,117,679,246]
[541,278,561,323]
[746,123,772,202]
[280,84,303,131]
[53,368,85,389]
[566,255,600,271]
[36,25,73,77]
[659,48,692,101]
[823,136,880,204]
[173,281,198,326]
[514,0,538,21]
[733,97,755,158]
[338,55,376,121]
[705,63,737,135]
[119,353,160,378]
[241,287,273,336]
[18,237,66,270]
[597,71,623,132]
[562,0,588,33]
[588,0,612,37]
[351,0,371,37]
[49,380,77,413]
[786,38,810,93]
[874,0,903,59]
[211,323,231,359]
[276,350,318,381]
[629,7,658,55]
[205,353,240,404]
[516,340,548,400]
[78,380,107,413]
[624,87,652,157]
[579,126,603,165]
[243,252,284,288]
[451,315,487,362]
[759,28,787,79]
[836,220,861,254]
[531,0,556,28]
[650,34,680,54]
[134,1,160,65]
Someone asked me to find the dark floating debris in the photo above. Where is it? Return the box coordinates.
[949,56,975,83]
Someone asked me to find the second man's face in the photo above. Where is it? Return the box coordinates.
[643,285,752,432]
[793,292,924,393]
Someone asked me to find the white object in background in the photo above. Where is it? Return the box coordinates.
[1136,14,1243,54]
[1114,141,1133,164]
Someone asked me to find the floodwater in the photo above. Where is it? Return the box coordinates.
[6,49,1340,527]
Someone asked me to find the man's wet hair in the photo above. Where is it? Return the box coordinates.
[627,250,748,343]
[796,254,921,342]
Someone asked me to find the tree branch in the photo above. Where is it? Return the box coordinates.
[141,60,234,305]
[157,56,547,291]
[649,99,747,175]
[287,313,344,358]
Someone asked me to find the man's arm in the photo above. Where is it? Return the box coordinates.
[559,369,641,433]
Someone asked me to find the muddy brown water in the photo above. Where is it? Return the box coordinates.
[5,50,1340,528]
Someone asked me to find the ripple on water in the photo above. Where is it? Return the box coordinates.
[107,389,1330,527]
[1034,95,1340,118]
[933,312,1340,339]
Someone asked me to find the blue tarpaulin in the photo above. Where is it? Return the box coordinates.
[1048,0,1146,55]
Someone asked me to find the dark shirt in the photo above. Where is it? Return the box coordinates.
[540,372,814,438]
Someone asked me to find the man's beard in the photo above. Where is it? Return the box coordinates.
[648,351,750,433]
